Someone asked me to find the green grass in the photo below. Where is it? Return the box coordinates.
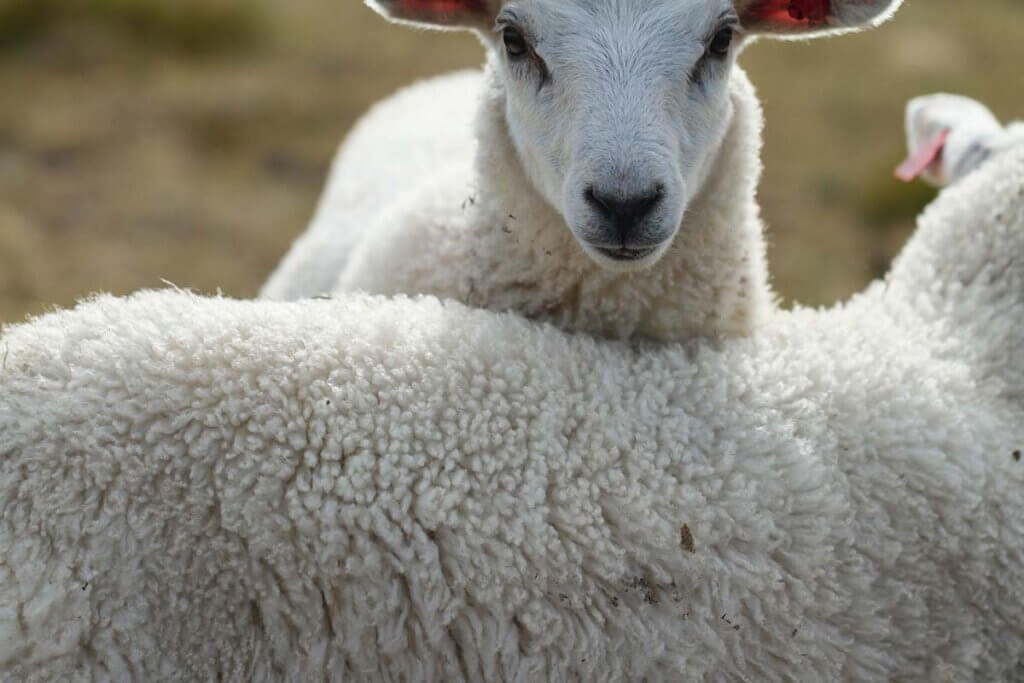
[0,0,1021,323]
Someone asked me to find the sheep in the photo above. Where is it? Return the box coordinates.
[899,92,1024,186]
[2,135,1023,681]
[261,0,905,341]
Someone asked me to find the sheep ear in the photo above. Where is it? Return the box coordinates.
[366,0,496,31]
[737,0,903,38]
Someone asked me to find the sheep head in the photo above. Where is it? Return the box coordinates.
[367,0,903,272]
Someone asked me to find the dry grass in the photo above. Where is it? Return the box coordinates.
[0,0,265,54]
[0,0,1021,324]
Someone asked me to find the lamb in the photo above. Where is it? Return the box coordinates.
[2,129,1023,680]
[261,0,905,341]
[899,92,1024,186]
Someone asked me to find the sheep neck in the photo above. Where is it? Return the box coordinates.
[471,59,774,341]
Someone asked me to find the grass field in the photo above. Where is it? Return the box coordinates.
[0,0,1020,324]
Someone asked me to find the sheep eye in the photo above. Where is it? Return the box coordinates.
[503,26,529,59]
[708,26,733,57]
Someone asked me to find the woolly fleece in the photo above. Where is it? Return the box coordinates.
[264,62,772,341]
[1,146,1023,680]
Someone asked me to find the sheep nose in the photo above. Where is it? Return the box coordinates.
[584,185,664,242]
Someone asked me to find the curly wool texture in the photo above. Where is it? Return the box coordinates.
[263,63,773,341]
[1,147,1023,681]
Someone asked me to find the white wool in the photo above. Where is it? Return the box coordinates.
[262,0,904,341]
[268,64,773,340]
[2,144,1023,681]
[264,60,774,342]
[332,61,770,340]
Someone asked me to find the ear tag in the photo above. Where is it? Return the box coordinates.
[894,128,950,182]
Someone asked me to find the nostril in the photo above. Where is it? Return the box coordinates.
[585,185,664,239]
[634,188,663,216]
[584,186,611,214]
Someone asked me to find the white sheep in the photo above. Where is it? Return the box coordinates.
[2,130,1023,680]
[262,0,905,341]
[899,92,1024,186]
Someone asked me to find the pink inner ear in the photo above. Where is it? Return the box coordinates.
[744,0,832,27]
[894,129,950,182]
[400,0,485,14]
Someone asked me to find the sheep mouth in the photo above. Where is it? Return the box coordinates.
[593,246,657,261]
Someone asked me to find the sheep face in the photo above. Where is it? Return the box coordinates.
[369,0,903,271]
[495,0,739,272]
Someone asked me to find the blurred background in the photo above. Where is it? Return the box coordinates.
[0,0,1020,324]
